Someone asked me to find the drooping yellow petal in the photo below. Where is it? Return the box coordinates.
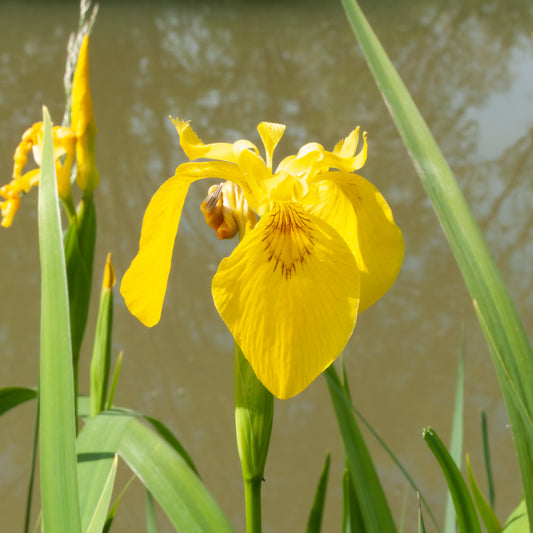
[305,172,404,312]
[212,202,360,399]
[121,161,250,326]
[71,35,99,194]
[120,175,191,327]
[257,122,285,169]
[0,196,20,228]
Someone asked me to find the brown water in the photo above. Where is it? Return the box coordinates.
[1,0,533,531]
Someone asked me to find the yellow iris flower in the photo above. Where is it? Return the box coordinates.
[0,35,97,227]
[121,118,404,399]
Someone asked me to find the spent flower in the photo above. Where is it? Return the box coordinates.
[121,118,404,398]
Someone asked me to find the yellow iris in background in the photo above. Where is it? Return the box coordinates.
[0,35,97,227]
[121,119,404,399]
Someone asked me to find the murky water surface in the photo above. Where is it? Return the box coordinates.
[1,1,533,531]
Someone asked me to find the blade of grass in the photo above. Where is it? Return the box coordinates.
[65,197,96,397]
[90,253,115,417]
[481,411,496,508]
[444,337,465,533]
[85,455,118,533]
[466,455,502,533]
[77,409,132,533]
[146,491,158,533]
[0,387,37,416]
[306,453,331,533]
[339,363,440,532]
[38,106,81,533]
[423,428,482,533]
[342,467,365,533]
[105,351,123,410]
[324,365,396,532]
[417,493,427,533]
[340,0,533,518]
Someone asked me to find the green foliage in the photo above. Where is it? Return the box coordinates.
[145,491,158,533]
[0,387,37,416]
[118,416,236,533]
[90,257,114,418]
[65,197,96,375]
[503,500,530,533]
[481,411,496,509]
[466,455,502,533]
[444,341,465,533]
[423,428,482,533]
[38,106,81,533]
[324,365,397,533]
[306,453,331,533]
[341,0,533,523]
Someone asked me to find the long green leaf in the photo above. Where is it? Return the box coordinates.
[0,386,37,416]
[65,197,96,382]
[481,411,496,508]
[466,455,502,533]
[76,398,233,532]
[306,453,331,533]
[503,500,530,533]
[90,254,114,418]
[344,376,439,531]
[342,467,365,533]
[444,340,465,533]
[118,417,235,533]
[145,491,158,533]
[85,455,118,533]
[77,409,132,533]
[38,106,81,533]
[418,493,427,533]
[325,365,396,532]
[340,0,533,517]
[423,428,482,533]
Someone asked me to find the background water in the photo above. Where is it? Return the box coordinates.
[1,0,533,531]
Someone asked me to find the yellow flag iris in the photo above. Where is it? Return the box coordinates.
[121,118,404,399]
[0,35,96,227]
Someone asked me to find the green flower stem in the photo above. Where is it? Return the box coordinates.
[234,343,274,533]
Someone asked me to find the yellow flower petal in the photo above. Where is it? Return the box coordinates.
[257,122,285,169]
[212,202,360,399]
[71,35,93,137]
[170,117,257,163]
[121,161,249,326]
[120,175,190,327]
[305,172,404,312]
[71,35,99,194]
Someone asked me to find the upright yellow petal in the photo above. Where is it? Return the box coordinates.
[121,161,250,326]
[170,117,257,163]
[71,35,99,194]
[257,122,285,169]
[305,172,404,312]
[212,202,360,399]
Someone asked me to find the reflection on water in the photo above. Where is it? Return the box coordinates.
[1,0,533,531]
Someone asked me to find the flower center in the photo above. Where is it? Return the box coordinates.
[262,203,314,280]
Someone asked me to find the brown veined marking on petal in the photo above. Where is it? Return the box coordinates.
[262,203,314,280]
